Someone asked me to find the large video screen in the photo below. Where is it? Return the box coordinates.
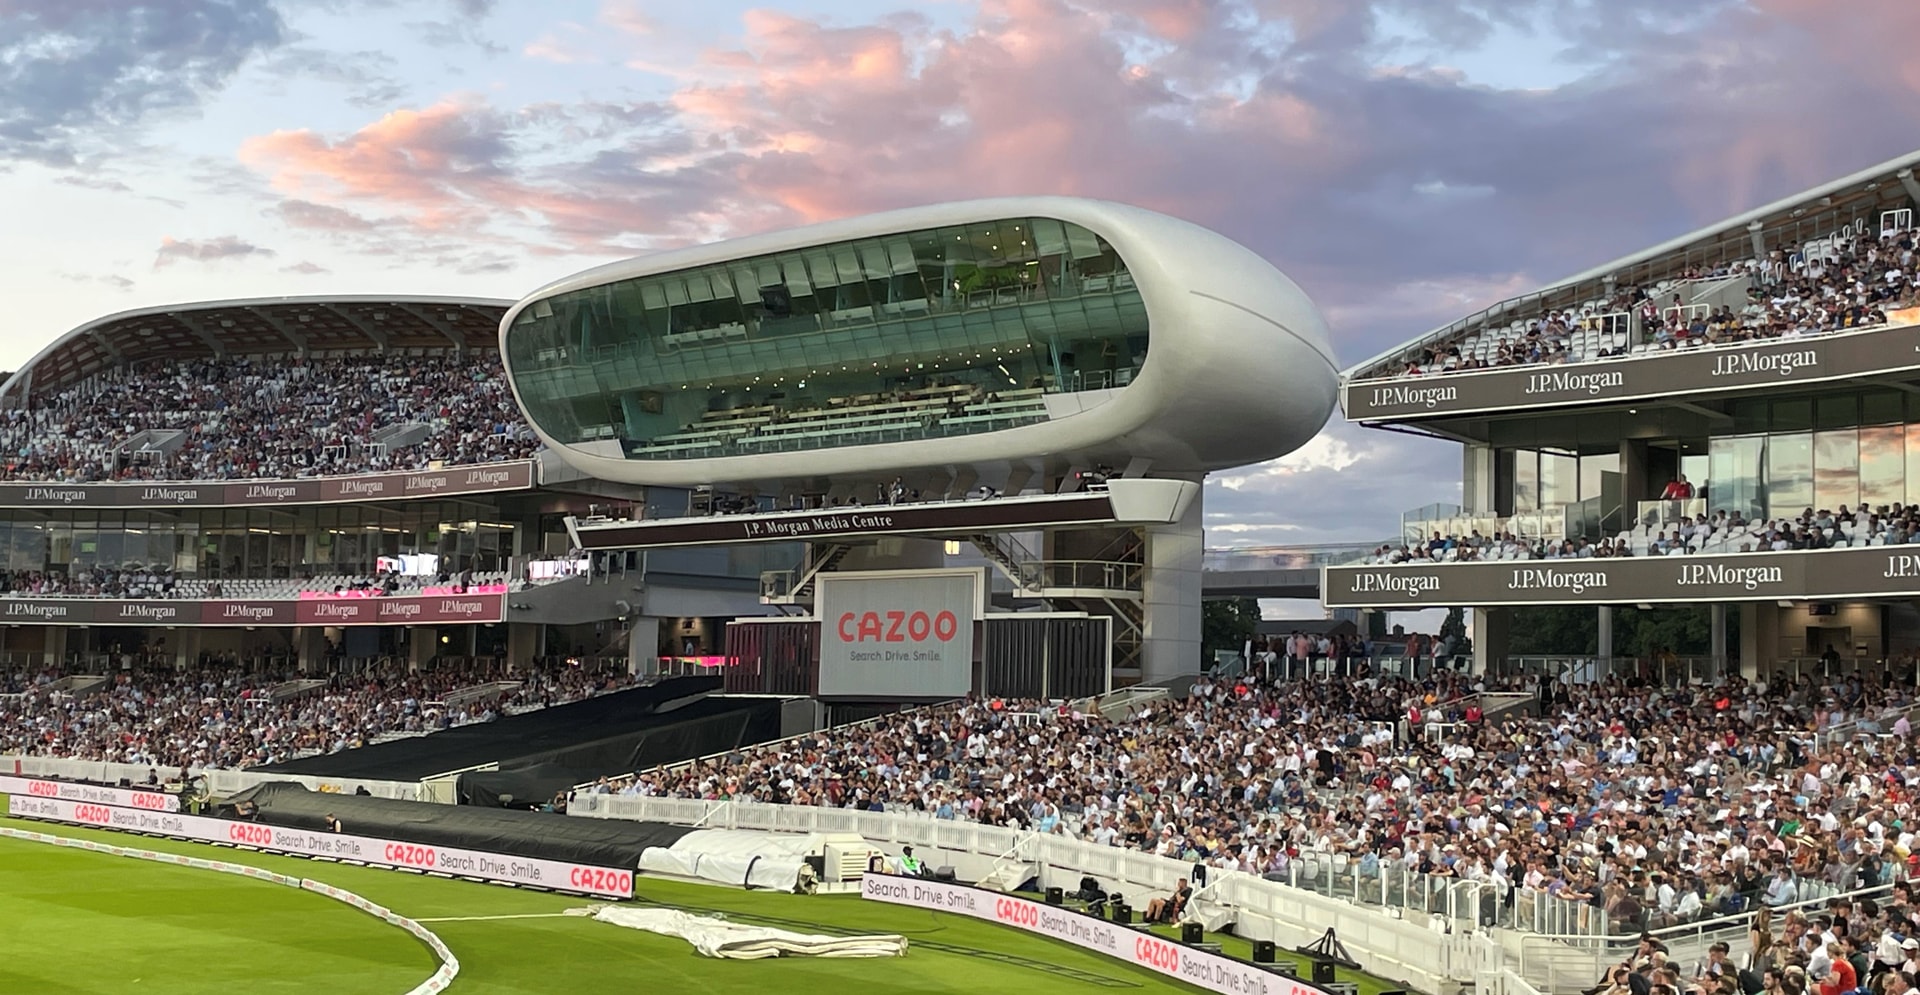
[816,570,979,697]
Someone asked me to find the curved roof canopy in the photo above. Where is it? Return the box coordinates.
[4,295,512,402]
[1347,146,1920,380]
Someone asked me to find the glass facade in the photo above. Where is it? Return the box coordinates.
[504,217,1149,459]
[1706,390,1920,521]
[0,504,517,578]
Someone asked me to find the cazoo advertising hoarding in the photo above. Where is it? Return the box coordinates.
[1324,545,1920,608]
[1342,320,1920,422]
[7,794,633,899]
[860,874,1331,995]
[815,569,982,698]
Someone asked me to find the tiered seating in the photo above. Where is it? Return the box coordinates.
[629,385,1049,458]
[0,353,538,482]
[1381,221,1920,379]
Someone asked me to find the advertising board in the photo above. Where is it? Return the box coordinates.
[0,774,180,812]
[0,461,534,510]
[573,493,1117,549]
[1342,321,1920,422]
[0,592,504,627]
[8,794,634,899]
[815,570,981,698]
[1323,544,1920,608]
[860,874,1329,995]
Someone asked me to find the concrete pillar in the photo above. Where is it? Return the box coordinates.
[626,617,661,677]
[1711,604,1729,676]
[1619,439,1650,518]
[506,622,541,670]
[296,628,327,674]
[409,628,438,670]
[1472,607,1510,677]
[1598,606,1614,663]
[171,627,203,670]
[1140,482,1204,684]
[1462,444,1497,515]
[46,626,69,668]
[1738,603,1778,682]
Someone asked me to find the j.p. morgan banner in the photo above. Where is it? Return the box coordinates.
[0,592,504,627]
[573,493,1116,550]
[0,461,535,510]
[1324,545,1920,608]
[816,570,981,698]
[1343,321,1920,422]
[7,794,634,899]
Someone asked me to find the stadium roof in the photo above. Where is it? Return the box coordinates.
[1348,146,1920,379]
[3,295,512,401]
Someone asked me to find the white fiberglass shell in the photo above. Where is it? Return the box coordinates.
[500,196,1338,485]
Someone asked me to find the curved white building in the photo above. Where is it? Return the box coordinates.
[500,197,1338,487]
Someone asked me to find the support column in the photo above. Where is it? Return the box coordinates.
[296,628,327,674]
[1140,481,1204,684]
[625,617,661,677]
[409,628,438,670]
[46,626,69,669]
[1711,604,1729,677]
[1461,444,1497,515]
[1472,607,1510,677]
[1598,606,1614,664]
[506,622,541,670]
[1738,603,1776,682]
[171,627,203,671]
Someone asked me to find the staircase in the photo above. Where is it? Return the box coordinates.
[759,542,856,605]
[967,534,1043,593]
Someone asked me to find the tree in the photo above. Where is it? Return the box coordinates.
[1202,597,1262,656]
[1506,605,1735,658]
[1439,606,1473,655]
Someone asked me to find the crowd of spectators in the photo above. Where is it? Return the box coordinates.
[0,567,181,598]
[0,354,538,482]
[1386,224,1920,379]
[0,660,638,769]
[1364,502,1920,566]
[601,668,1920,935]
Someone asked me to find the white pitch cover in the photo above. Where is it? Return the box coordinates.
[815,570,978,697]
[8,794,634,899]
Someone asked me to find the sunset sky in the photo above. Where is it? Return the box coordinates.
[6,0,1920,554]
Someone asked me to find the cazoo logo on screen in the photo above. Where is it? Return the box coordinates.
[836,610,962,643]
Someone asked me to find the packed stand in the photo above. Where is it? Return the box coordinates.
[0,567,183,598]
[0,354,539,482]
[604,669,1920,934]
[0,660,639,769]
[1384,225,1920,379]
[1365,502,1920,565]
[1601,891,1920,995]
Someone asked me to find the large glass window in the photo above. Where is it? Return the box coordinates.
[1709,436,1766,522]
[1861,424,1905,508]
[504,217,1148,460]
[1766,433,1814,514]
[1814,430,1861,510]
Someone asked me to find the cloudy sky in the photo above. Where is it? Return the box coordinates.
[6,0,1920,564]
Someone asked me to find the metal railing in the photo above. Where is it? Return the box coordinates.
[1200,543,1385,573]
[1026,559,1143,593]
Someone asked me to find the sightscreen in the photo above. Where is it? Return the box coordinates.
[816,570,978,697]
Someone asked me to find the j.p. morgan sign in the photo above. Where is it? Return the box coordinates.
[0,461,535,510]
[1323,545,1920,608]
[1343,321,1920,422]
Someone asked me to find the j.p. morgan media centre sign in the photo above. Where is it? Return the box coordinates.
[1324,546,1920,608]
[1343,320,1920,422]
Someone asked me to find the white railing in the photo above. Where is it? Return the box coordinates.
[567,792,1468,994]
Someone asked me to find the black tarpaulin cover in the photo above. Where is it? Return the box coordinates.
[455,763,583,808]
[252,675,726,781]
[453,698,783,808]
[219,781,690,868]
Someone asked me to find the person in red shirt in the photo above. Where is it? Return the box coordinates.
[1661,475,1695,499]
[1819,942,1856,995]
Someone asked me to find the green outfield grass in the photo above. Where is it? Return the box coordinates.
[0,815,1397,995]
